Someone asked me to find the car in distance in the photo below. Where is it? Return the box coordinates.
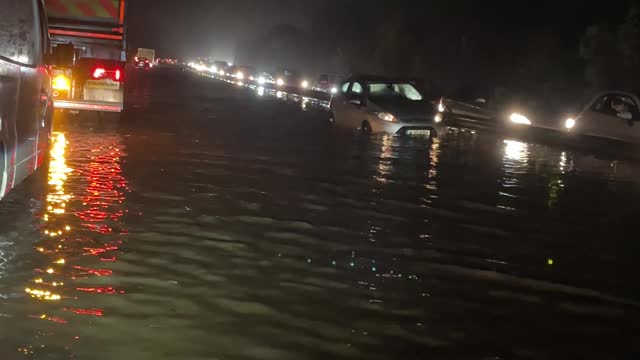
[1,0,53,200]
[135,56,151,69]
[313,73,343,94]
[564,91,640,143]
[330,76,443,136]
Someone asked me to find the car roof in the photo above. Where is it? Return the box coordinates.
[345,74,416,84]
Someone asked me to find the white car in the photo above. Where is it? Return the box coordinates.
[565,91,640,142]
[329,76,444,136]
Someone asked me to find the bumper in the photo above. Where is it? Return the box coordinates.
[375,121,445,136]
[54,100,122,112]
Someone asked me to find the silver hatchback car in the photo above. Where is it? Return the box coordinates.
[329,76,444,136]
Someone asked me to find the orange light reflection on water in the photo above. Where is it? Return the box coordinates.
[26,131,129,321]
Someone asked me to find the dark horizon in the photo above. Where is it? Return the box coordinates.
[128,0,633,61]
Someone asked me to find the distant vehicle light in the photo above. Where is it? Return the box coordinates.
[236,71,244,80]
[434,113,443,123]
[276,78,285,86]
[301,80,309,88]
[258,76,266,85]
[565,118,576,130]
[92,68,106,79]
[438,99,446,113]
[52,75,70,91]
[377,112,396,122]
[210,65,218,73]
[330,87,338,94]
[249,76,255,81]
[510,113,531,125]
[219,69,225,76]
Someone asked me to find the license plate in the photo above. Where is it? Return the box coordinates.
[406,129,430,136]
[86,80,120,90]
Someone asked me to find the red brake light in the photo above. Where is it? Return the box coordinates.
[93,68,106,79]
[115,69,122,81]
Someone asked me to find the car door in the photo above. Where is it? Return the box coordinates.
[331,81,351,125]
[34,0,53,167]
[0,0,37,197]
[0,60,20,199]
[580,94,640,141]
[343,81,366,129]
[11,0,42,185]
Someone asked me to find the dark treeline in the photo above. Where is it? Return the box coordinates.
[235,1,639,108]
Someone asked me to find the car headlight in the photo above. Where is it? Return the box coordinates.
[376,112,396,122]
[438,100,446,113]
[434,113,443,123]
[301,80,309,88]
[258,76,266,85]
[565,118,576,130]
[219,69,225,76]
[236,72,244,80]
[210,66,217,73]
[510,113,531,125]
[330,87,338,94]
[276,78,285,86]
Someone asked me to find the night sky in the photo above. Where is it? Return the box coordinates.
[127,0,634,63]
[128,0,320,61]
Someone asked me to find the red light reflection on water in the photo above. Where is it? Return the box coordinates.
[65,308,104,317]
[76,287,125,295]
[72,266,113,277]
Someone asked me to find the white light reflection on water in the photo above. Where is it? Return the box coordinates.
[425,137,441,193]
[498,140,530,211]
[374,134,395,184]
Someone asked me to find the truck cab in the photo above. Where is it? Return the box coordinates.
[46,0,127,113]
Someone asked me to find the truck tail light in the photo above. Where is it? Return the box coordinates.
[92,67,106,79]
[91,66,124,82]
[52,74,71,91]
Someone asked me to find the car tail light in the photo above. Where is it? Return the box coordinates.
[92,67,106,79]
[115,69,122,81]
[52,74,71,91]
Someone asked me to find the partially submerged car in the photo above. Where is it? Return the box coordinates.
[330,76,443,136]
[564,91,640,143]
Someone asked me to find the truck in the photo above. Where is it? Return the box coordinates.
[136,48,155,64]
[45,0,127,113]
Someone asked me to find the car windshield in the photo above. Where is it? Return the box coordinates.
[367,83,423,101]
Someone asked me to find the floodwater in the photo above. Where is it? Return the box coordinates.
[1,67,640,359]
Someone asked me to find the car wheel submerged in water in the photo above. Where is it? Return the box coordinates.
[328,112,336,126]
[361,121,372,134]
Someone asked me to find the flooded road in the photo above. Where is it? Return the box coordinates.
[1,67,640,359]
